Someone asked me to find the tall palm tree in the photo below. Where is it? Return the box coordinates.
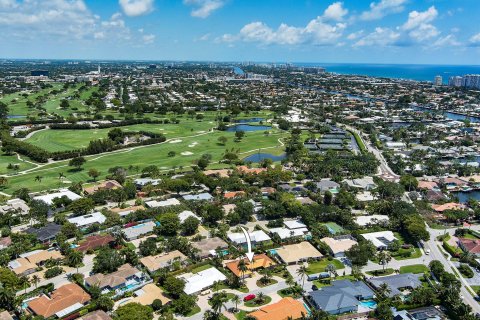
[377,283,391,302]
[377,251,392,272]
[297,265,308,290]
[256,292,266,304]
[31,275,40,289]
[237,259,248,285]
[325,263,336,278]
[231,294,241,312]
[209,292,228,316]
[19,275,30,294]
[67,250,84,274]
[34,175,43,183]
[58,172,65,181]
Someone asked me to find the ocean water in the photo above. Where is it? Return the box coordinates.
[295,63,480,84]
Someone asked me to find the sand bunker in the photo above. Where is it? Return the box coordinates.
[188,142,198,147]
[169,139,182,144]
[181,151,194,156]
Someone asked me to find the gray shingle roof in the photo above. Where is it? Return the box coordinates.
[369,273,422,297]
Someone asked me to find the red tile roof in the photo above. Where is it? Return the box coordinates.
[75,234,115,252]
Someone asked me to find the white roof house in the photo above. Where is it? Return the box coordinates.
[342,177,376,190]
[283,220,307,230]
[67,212,106,228]
[33,190,82,206]
[179,267,226,295]
[0,198,29,215]
[123,221,156,241]
[178,210,201,223]
[145,198,181,208]
[361,231,397,249]
[355,215,390,227]
[227,230,271,245]
[269,219,310,240]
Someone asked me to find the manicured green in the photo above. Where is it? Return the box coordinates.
[399,264,429,274]
[244,295,272,307]
[0,154,36,175]
[3,129,287,193]
[306,259,344,275]
[366,268,395,276]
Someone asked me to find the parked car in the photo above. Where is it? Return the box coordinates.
[244,294,256,301]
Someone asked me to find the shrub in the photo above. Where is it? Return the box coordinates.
[458,264,474,278]
[44,266,63,279]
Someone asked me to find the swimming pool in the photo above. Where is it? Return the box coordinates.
[359,300,377,309]
[268,249,278,255]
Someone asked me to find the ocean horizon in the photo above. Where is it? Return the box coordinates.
[292,63,480,84]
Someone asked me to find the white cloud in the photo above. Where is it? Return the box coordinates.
[360,0,406,21]
[0,0,145,44]
[347,30,364,40]
[401,6,437,31]
[184,0,224,18]
[142,34,155,44]
[218,2,347,46]
[354,27,400,47]
[469,33,480,46]
[119,0,154,17]
[433,34,460,47]
[322,2,348,21]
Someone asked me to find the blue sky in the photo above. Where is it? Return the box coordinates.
[0,0,479,64]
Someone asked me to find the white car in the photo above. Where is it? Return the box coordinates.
[425,249,430,255]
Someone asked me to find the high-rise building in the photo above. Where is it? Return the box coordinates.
[448,76,464,87]
[31,70,49,77]
[434,75,442,86]
[464,74,480,89]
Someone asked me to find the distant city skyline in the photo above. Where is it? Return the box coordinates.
[0,0,480,64]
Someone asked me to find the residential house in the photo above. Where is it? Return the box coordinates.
[0,237,11,250]
[321,236,357,258]
[190,237,229,259]
[67,212,106,228]
[145,198,181,208]
[361,231,397,250]
[75,234,115,253]
[0,198,29,215]
[83,180,122,195]
[123,221,156,241]
[309,280,374,315]
[27,283,90,319]
[225,254,275,278]
[110,205,145,217]
[369,273,422,297]
[0,311,13,320]
[179,267,227,295]
[134,178,161,189]
[355,215,389,227]
[458,238,480,257]
[248,297,307,320]
[342,177,376,190]
[315,179,340,193]
[227,230,271,248]
[269,219,310,241]
[25,223,62,243]
[123,283,171,306]
[237,166,267,175]
[140,251,188,273]
[182,193,213,201]
[178,210,201,223]
[276,241,323,265]
[431,202,467,213]
[33,189,82,206]
[9,249,63,276]
[85,264,147,295]
[78,310,112,320]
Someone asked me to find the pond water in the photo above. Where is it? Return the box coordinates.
[226,124,271,132]
[235,117,264,123]
[243,153,286,163]
[452,191,480,203]
[7,115,26,119]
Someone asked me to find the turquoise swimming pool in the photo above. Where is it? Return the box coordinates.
[359,299,377,309]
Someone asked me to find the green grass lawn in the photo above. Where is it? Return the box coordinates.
[235,310,248,320]
[313,275,356,288]
[244,295,272,308]
[185,305,201,317]
[191,264,214,273]
[208,292,237,306]
[256,279,278,288]
[366,268,395,276]
[4,129,287,193]
[393,247,423,260]
[306,259,344,275]
[399,264,429,274]
[471,285,480,295]
[0,154,37,175]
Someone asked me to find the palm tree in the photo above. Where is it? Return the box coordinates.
[238,259,248,285]
[67,250,84,274]
[296,265,308,290]
[0,283,15,311]
[58,172,65,181]
[31,275,40,289]
[34,175,43,183]
[19,275,30,293]
[209,292,228,316]
[231,294,241,312]
[256,292,266,304]
[325,263,336,278]
[377,283,391,302]
[377,251,392,272]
